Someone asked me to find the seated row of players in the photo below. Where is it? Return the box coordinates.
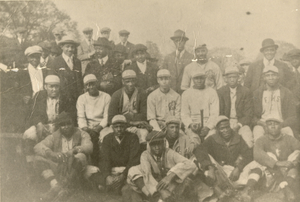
[23,62,300,201]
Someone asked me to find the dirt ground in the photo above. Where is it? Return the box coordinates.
[0,136,286,202]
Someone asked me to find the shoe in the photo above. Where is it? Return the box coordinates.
[39,184,61,201]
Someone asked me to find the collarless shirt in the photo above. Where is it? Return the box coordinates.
[137,61,147,74]
[28,64,44,96]
[62,52,74,70]
[122,41,128,46]
[61,136,73,153]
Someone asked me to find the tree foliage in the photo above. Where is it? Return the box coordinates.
[0,1,79,42]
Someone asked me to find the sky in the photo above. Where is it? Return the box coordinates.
[52,0,300,60]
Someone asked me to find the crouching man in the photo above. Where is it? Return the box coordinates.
[194,116,260,202]
[125,130,197,202]
[98,115,140,194]
[254,117,300,201]
[34,112,97,201]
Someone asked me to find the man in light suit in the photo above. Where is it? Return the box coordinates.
[162,29,194,94]
[244,38,293,92]
[77,27,95,74]
[117,30,134,59]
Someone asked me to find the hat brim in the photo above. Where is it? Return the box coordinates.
[170,36,189,41]
[166,121,180,125]
[265,118,282,123]
[58,40,80,47]
[192,74,206,78]
[224,71,239,76]
[112,121,127,125]
[157,74,171,78]
[260,44,278,52]
[26,52,42,57]
[148,138,165,144]
[84,79,97,85]
[122,76,136,79]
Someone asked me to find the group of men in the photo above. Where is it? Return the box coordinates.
[1,26,300,202]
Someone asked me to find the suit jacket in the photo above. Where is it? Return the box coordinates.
[217,85,253,126]
[16,67,49,98]
[253,84,296,127]
[162,50,193,93]
[244,59,293,92]
[50,40,62,55]
[77,39,95,61]
[117,41,134,59]
[125,61,158,91]
[10,38,32,67]
[85,57,122,95]
[108,87,147,124]
[25,90,76,129]
[48,55,83,105]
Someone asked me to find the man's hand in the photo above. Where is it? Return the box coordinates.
[146,86,156,94]
[45,150,64,163]
[229,167,240,182]
[205,166,216,186]
[156,172,176,191]
[189,123,201,133]
[200,126,210,138]
[275,161,294,169]
[100,81,114,90]
[232,124,241,133]
[73,146,82,154]
[23,96,31,104]
[131,121,153,132]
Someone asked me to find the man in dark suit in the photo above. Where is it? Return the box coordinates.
[217,65,253,148]
[117,30,134,59]
[162,29,194,94]
[48,35,83,117]
[50,27,64,56]
[125,44,158,94]
[285,49,300,103]
[77,27,95,74]
[85,38,122,96]
[38,41,53,68]
[244,38,293,92]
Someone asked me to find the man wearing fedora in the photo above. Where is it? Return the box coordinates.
[181,44,224,91]
[117,30,134,59]
[85,37,122,96]
[48,35,83,117]
[100,27,115,51]
[162,29,194,94]
[217,64,254,148]
[244,38,292,92]
[125,44,159,94]
[77,27,95,74]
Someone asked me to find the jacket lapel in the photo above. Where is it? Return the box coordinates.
[235,85,242,109]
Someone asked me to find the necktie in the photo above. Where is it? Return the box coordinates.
[100,59,104,66]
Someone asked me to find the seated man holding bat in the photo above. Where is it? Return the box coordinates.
[181,69,219,142]
[33,112,99,201]
[194,116,262,202]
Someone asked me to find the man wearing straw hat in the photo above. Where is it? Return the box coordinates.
[162,29,194,94]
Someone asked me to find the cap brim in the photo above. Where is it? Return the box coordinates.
[58,41,80,47]
[170,36,189,41]
[84,79,97,85]
[112,121,127,125]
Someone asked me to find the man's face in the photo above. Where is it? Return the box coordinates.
[113,52,125,64]
[157,76,171,89]
[61,44,75,57]
[166,123,180,140]
[101,32,110,39]
[263,47,276,61]
[134,50,146,63]
[226,73,239,88]
[195,48,208,60]
[54,34,62,41]
[112,123,126,138]
[85,81,98,96]
[265,120,281,138]
[173,38,186,52]
[193,76,206,89]
[217,121,233,141]
[264,72,279,87]
[94,46,108,59]
[122,78,136,93]
[120,34,129,43]
[290,57,300,68]
[150,140,165,157]
[41,49,50,59]
[27,53,41,67]
[59,120,74,139]
[45,84,60,98]
[84,32,93,40]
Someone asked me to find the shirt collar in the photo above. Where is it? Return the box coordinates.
[229,87,237,93]
[98,55,108,64]
[137,60,146,66]
[62,52,73,62]
[122,41,127,46]
[28,63,42,71]
[263,57,275,66]
[176,49,185,58]
[85,38,93,44]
